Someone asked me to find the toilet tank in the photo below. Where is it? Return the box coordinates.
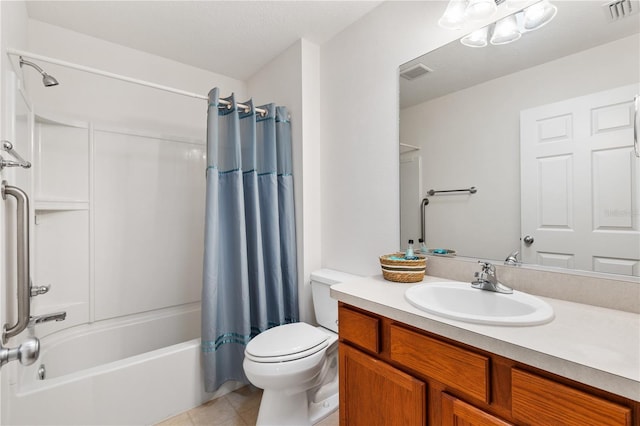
[311,269,360,333]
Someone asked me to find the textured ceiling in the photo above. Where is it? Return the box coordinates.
[26,1,383,80]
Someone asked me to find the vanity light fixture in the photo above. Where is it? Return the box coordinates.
[438,0,469,30]
[522,0,558,30]
[461,26,490,47]
[491,14,522,44]
[440,0,557,48]
[438,0,501,30]
[465,0,498,20]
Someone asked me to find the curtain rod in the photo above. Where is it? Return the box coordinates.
[6,48,267,115]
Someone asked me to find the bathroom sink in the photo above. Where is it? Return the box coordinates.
[405,281,554,326]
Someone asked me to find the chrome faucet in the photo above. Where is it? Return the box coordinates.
[504,250,520,266]
[29,311,67,327]
[471,261,513,294]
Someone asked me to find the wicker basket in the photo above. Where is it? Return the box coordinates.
[379,253,427,283]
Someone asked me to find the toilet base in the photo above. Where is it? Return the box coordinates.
[309,392,339,424]
[256,389,308,426]
[256,389,338,426]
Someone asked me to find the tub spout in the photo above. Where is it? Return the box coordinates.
[29,312,66,326]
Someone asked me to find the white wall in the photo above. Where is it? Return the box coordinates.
[319,1,514,276]
[26,20,246,139]
[247,39,321,324]
[400,35,640,261]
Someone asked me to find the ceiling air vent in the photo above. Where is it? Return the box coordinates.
[400,63,433,81]
[603,0,639,21]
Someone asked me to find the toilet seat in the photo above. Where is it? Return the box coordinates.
[245,323,329,363]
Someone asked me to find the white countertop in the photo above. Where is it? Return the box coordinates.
[330,274,640,401]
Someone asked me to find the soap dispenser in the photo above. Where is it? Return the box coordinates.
[418,238,428,254]
[405,239,417,260]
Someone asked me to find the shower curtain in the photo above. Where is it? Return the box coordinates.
[201,87,299,392]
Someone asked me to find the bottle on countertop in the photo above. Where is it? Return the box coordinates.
[405,239,417,260]
[419,238,428,254]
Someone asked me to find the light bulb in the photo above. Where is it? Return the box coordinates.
[491,15,521,45]
[505,0,530,9]
[465,0,497,20]
[523,0,557,31]
[438,0,468,30]
[461,26,489,48]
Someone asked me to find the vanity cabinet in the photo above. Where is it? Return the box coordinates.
[338,303,638,426]
[441,393,513,426]
[511,369,633,426]
[340,344,426,425]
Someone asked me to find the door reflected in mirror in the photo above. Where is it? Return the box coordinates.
[399,1,640,277]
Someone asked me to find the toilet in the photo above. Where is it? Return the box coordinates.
[243,269,359,426]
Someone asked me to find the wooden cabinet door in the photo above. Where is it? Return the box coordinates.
[339,343,426,426]
[441,393,513,426]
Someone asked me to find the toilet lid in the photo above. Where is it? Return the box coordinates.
[245,323,329,360]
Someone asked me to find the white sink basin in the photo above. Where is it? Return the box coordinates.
[405,281,554,326]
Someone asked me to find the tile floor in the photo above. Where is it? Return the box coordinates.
[155,386,340,426]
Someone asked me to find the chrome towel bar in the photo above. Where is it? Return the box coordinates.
[427,186,477,196]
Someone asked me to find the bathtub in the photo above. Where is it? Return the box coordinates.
[5,303,239,425]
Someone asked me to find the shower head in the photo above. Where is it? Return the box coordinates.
[41,74,59,87]
[19,57,59,87]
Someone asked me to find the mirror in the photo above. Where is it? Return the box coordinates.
[399,1,640,277]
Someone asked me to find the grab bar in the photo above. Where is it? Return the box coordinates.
[420,198,429,243]
[2,181,31,343]
[427,186,477,196]
[0,140,31,170]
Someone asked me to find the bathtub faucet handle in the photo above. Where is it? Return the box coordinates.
[30,284,51,297]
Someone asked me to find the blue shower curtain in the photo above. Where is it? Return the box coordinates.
[201,88,299,392]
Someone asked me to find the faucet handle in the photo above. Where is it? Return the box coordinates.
[30,284,50,297]
[477,261,495,273]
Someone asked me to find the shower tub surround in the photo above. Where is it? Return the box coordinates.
[3,111,210,425]
[5,304,235,425]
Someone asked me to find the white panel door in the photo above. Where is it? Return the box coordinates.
[400,152,422,248]
[520,84,640,276]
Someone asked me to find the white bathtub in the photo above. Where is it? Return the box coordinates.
[6,303,238,425]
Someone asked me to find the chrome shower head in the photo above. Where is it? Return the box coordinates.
[41,74,59,87]
[19,57,59,87]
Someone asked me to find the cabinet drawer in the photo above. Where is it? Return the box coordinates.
[390,324,490,403]
[512,368,632,426]
[338,306,380,353]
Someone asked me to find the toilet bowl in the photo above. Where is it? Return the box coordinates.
[242,269,358,426]
[243,323,338,425]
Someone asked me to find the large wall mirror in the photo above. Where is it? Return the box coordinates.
[399,1,640,278]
